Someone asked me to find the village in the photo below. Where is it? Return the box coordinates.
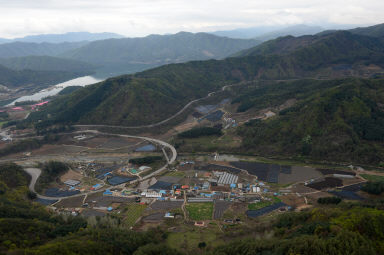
[43,148,367,232]
[0,97,372,232]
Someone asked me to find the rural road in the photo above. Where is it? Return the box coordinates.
[21,130,177,200]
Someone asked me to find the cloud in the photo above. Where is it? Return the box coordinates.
[0,0,383,38]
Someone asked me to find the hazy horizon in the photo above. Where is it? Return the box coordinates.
[0,0,383,39]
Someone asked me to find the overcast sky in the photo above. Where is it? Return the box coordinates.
[1,0,383,38]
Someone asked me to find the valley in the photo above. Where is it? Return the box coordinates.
[1,22,384,255]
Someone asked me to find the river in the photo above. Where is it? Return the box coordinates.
[9,75,103,105]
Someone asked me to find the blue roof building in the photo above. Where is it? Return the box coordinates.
[103,189,113,195]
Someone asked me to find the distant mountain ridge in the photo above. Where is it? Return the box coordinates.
[0,64,90,88]
[0,32,261,76]
[0,56,95,73]
[211,24,325,40]
[0,32,124,44]
[59,31,261,75]
[0,41,87,58]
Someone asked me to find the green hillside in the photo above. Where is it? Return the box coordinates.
[237,78,384,164]
[1,56,95,73]
[0,64,90,88]
[235,31,384,61]
[0,41,87,58]
[28,31,384,127]
[349,23,384,37]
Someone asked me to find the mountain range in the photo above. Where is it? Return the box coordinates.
[1,23,382,85]
[211,24,325,40]
[29,27,384,125]
[0,32,261,84]
[0,32,124,44]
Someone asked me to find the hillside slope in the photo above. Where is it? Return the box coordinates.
[237,78,384,164]
[28,31,384,127]
[349,23,384,37]
[235,31,384,58]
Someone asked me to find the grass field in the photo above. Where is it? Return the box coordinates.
[123,203,147,227]
[186,202,213,220]
[361,174,384,182]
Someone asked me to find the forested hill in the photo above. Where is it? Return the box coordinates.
[1,56,95,73]
[0,41,87,58]
[234,31,384,58]
[0,64,91,88]
[349,23,384,37]
[28,31,384,126]
[236,78,384,165]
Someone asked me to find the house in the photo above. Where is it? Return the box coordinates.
[164,212,175,218]
[91,184,102,190]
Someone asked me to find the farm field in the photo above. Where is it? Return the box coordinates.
[122,203,147,227]
[213,200,232,219]
[186,202,213,220]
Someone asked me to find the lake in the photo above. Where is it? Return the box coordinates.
[9,76,103,105]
